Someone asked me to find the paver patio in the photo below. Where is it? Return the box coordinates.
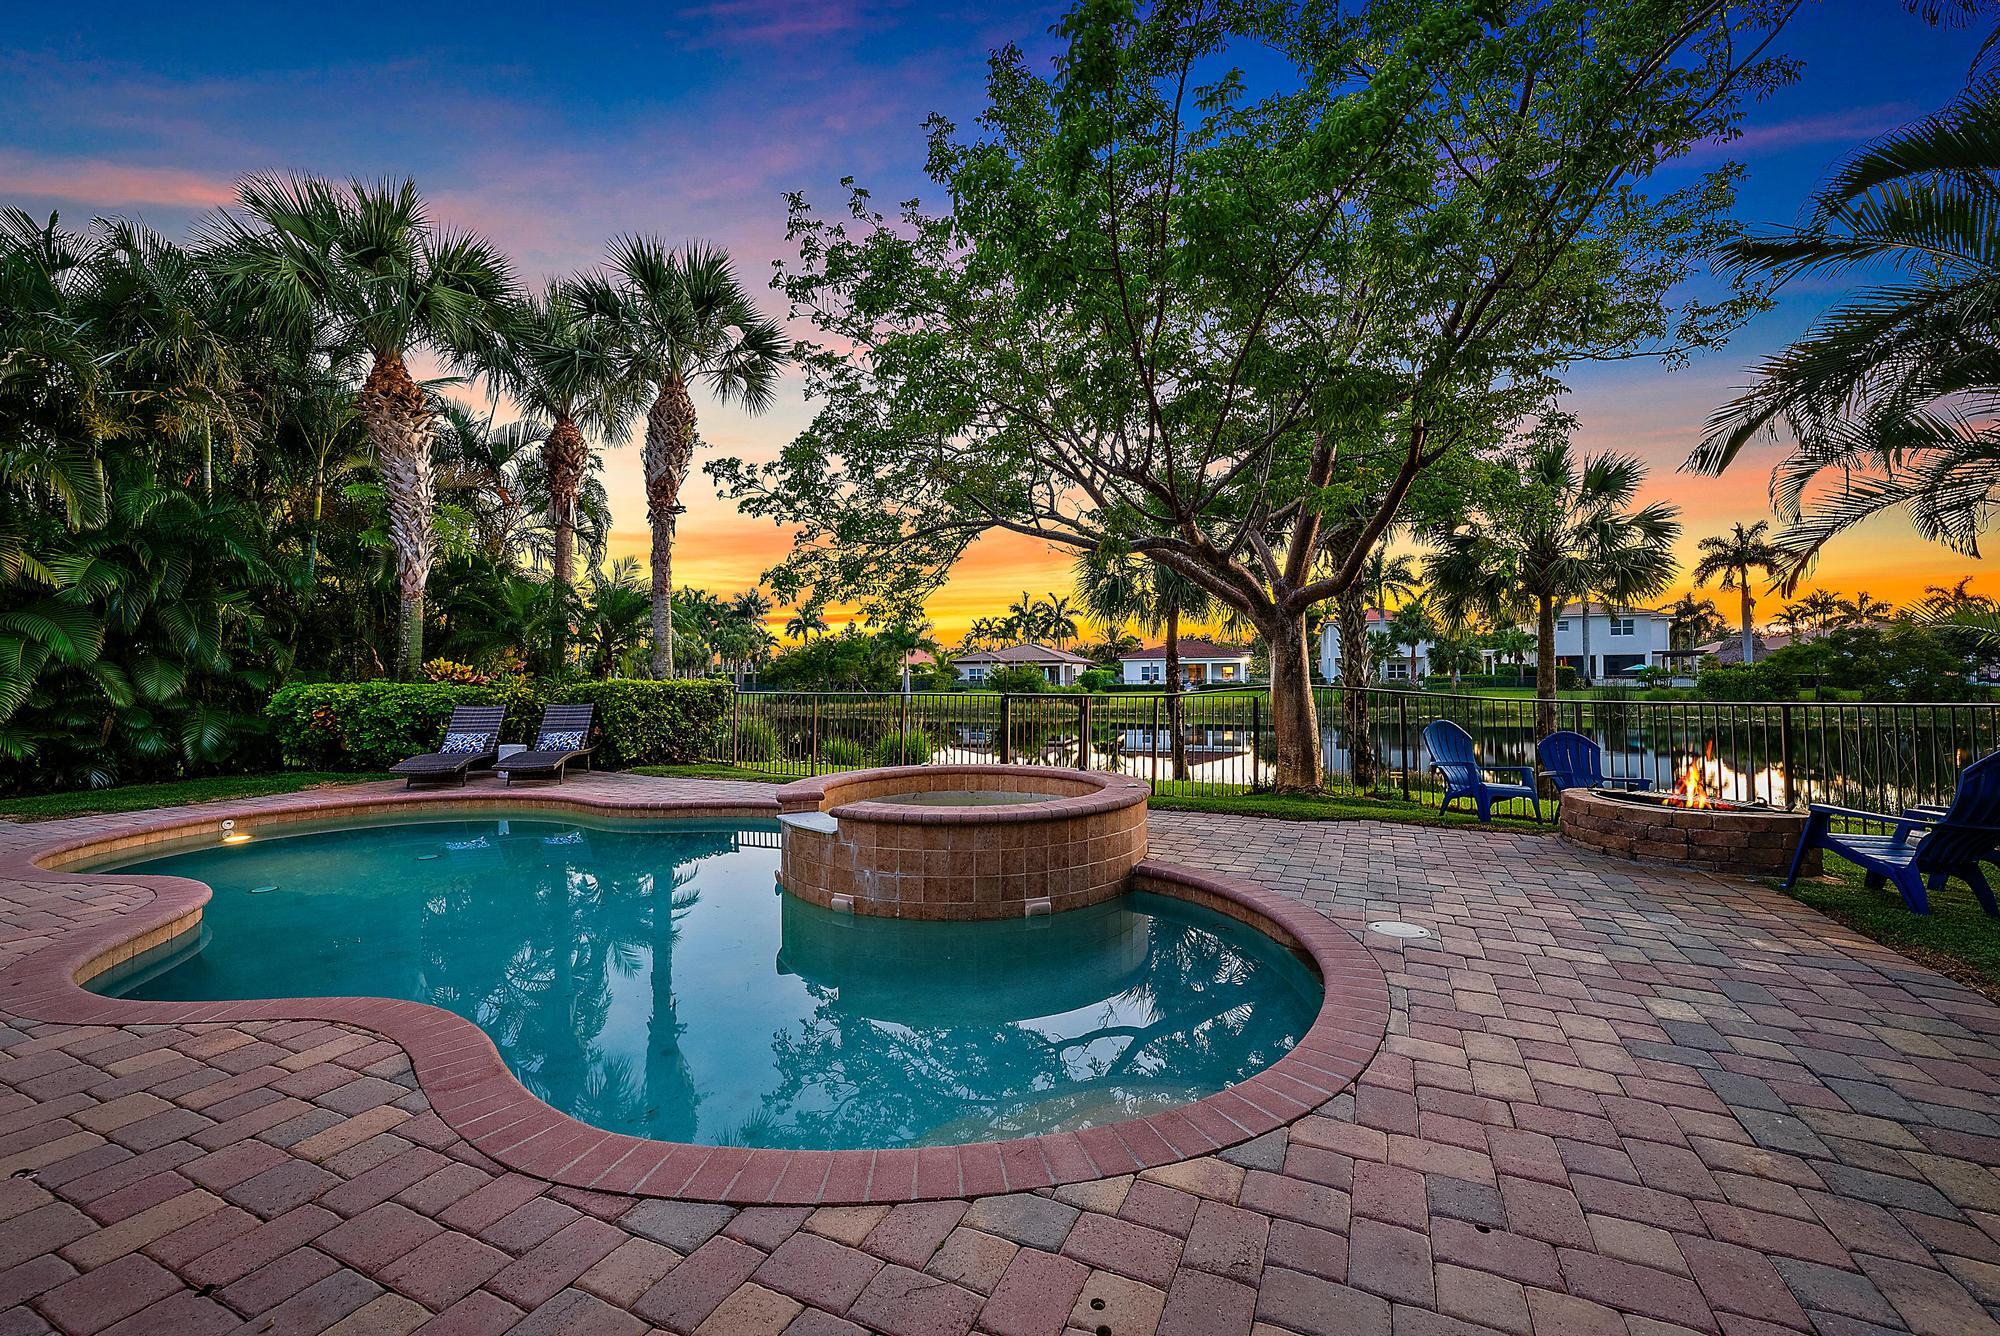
[0,772,1997,1335]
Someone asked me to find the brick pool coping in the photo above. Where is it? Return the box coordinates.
[0,785,1388,1207]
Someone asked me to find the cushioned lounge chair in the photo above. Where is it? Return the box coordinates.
[499,704,598,785]
[1424,718,1542,823]
[1537,730,1653,794]
[389,705,506,788]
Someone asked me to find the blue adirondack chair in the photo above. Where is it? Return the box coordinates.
[1785,749,2000,917]
[1537,731,1653,794]
[1424,719,1542,822]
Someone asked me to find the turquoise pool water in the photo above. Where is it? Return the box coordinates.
[90,815,1320,1150]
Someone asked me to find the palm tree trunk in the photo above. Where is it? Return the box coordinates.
[644,377,699,679]
[360,353,435,681]
[1337,585,1377,787]
[1739,582,1755,665]
[1536,594,1558,738]
[1165,602,1186,782]
[1580,595,1592,685]
[544,415,589,671]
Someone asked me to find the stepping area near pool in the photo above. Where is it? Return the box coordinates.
[0,770,1998,1336]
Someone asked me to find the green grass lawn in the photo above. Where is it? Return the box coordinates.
[0,772,385,822]
[1774,857,2000,1000]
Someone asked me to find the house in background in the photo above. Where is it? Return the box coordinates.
[1319,610,1435,682]
[954,643,1091,686]
[1117,638,1254,687]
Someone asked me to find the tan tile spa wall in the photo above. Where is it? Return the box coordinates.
[774,765,1150,919]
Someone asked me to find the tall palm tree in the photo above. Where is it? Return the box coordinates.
[1040,594,1080,649]
[784,606,829,642]
[205,175,515,679]
[1689,46,2000,582]
[487,280,637,665]
[1837,591,1895,627]
[1386,597,1435,685]
[1665,593,1725,651]
[592,239,786,679]
[1783,590,1843,634]
[1361,547,1421,637]
[1074,552,1215,780]
[1692,522,1783,664]
[1927,576,1982,611]
[1427,432,1681,735]
[1005,592,1046,643]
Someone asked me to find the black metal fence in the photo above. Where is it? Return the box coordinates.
[710,687,2000,813]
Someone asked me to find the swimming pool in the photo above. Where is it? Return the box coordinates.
[90,813,1322,1151]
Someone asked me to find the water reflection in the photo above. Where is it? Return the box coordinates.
[93,817,1320,1150]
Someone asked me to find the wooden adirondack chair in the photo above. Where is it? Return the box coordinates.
[1537,730,1653,793]
[1785,749,2000,917]
[1423,719,1542,823]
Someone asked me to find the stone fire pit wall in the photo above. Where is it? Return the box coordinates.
[1557,787,1818,877]
[776,764,1149,920]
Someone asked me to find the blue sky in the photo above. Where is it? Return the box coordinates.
[0,0,1980,625]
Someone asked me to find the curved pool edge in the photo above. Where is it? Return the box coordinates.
[0,786,1390,1206]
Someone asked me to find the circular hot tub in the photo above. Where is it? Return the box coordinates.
[776,764,1148,919]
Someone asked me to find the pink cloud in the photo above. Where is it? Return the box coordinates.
[0,148,236,210]
[1686,103,1917,163]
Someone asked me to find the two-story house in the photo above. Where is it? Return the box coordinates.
[1318,610,1435,683]
[1317,604,1676,683]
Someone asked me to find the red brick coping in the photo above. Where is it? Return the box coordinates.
[0,788,1388,1206]
[777,764,1150,919]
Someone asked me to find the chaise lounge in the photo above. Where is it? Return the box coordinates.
[389,705,507,788]
[498,704,599,785]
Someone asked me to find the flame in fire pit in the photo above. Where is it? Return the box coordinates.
[1671,741,1718,809]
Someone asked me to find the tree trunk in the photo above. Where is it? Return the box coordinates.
[1535,594,1558,738]
[1166,602,1188,781]
[644,377,699,679]
[1739,583,1755,665]
[1265,610,1322,792]
[1579,595,1592,686]
[1338,585,1377,787]
[360,353,435,681]
[544,415,589,671]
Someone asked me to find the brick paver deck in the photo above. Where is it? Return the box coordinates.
[0,773,1997,1335]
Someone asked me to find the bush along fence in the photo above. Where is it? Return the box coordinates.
[711,687,2000,814]
[266,679,731,772]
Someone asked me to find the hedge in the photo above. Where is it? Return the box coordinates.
[267,678,731,771]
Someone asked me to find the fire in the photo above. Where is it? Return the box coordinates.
[1671,741,1717,809]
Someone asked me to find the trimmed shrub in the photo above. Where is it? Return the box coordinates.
[871,729,934,766]
[979,665,1050,694]
[1079,667,1118,692]
[821,736,869,769]
[735,717,782,762]
[267,677,729,771]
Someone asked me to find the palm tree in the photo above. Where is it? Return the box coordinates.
[1361,547,1421,638]
[1386,597,1435,685]
[1689,47,2000,582]
[1427,431,1681,735]
[1040,594,1080,649]
[1692,522,1783,665]
[1926,577,1982,612]
[1665,593,1725,651]
[1486,626,1536,682]
[1005,592,1046,644]
[487,281,637,666]
[584,558,652,677]
[1783,590,1842,635]
[1075,552,1215,780]
[784,606,829,642]
[205,175,515,678]
[593,239,786,679]
[730,589,773,627]
[1836,591,1894,627]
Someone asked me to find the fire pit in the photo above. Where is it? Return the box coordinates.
[1556,746,1818,877]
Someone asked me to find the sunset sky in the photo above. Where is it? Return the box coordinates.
[2,0,1982,639]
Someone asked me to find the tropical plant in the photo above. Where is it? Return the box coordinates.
[1837,591,1895,626]
[1692,522,1783,666]
[1386,597,1436,685]
[1780,590,1843,636]
[1074,551,1216,779]
[205,174,516,678]
[1689,20,2000,581]
[1427,428,1681,734]
[590,239,786,678]
[1665,593,1726,651]
[784,606,829,642]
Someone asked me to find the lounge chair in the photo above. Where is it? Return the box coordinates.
[1423,718,1542,822]
[1537,730,1653,794]
[389,705,507,788]
[1785,749,2000,917]
[498,704,598,785]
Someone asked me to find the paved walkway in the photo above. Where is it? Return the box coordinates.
[0,774,1997,1335]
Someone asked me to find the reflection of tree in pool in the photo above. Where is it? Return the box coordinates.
[751,916,1309,1149]
[412,825,732,1139]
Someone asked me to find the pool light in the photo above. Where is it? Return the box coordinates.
[220,820,251,845]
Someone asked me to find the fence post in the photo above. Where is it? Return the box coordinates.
[1077,695,1091,770]
[809,696,820,778]
[900,691,911,767]
[1000,695,1013,766]
[1251,695,1262,793]
[1780,703,1797,809]
[1398,693,1413,800]
[730,688,742,766]
[1151,695,1162,793]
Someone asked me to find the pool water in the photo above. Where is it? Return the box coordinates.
[92,815,1321,1150]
